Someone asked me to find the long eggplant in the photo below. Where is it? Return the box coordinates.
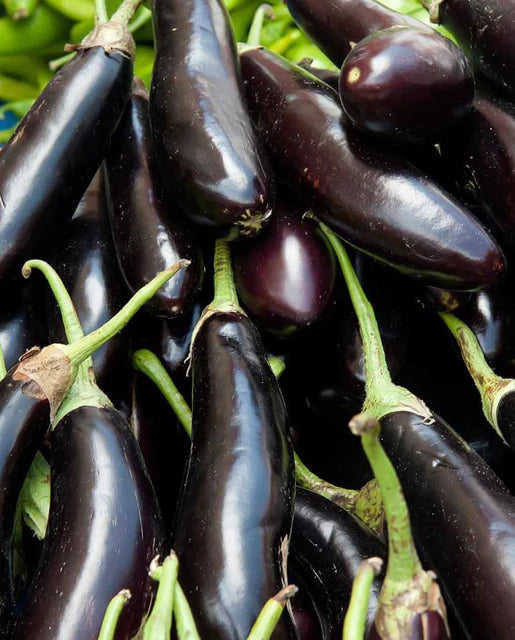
[240,48,504,290]
[173,240,296,639]
[150,0,274,239]
[0,19,133,284]
[105,79,204,318]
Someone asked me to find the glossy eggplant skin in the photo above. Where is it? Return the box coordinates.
[232,203,337,337]
[173,311,296,640]
[380,410,515,640]
[291,489,384,640]
[440,93,515,247]
[0,375,48,624]
[240,48,504,291]
[11,406,165,640]
[0,46,132,284]
[339,26,474,144]
[285,0,428,67]
[46,174,129,405]
[150,0,274,239]
[105,83,204,317]
[437,0,515,99]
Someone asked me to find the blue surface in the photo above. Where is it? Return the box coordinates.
[0,101,18,130]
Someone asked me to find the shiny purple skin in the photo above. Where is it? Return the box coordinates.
[368,610,450,639]
[105,83,204,318]
[232,204,337,337]
[339,26,474,144]
[437,0,515,99]
[240,48,505,290]
[0,46,132,284]
[11,406,165,640]
[285,0,429,67]
[440,92,515,247]
[149,0,274,239]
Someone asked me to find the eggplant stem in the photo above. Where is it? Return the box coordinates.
[98,589,131,640]
[95,0,108,25]
[0,343,6,381]
[247,4,275,46]
[143,552,179,640]
[111,0,143,26]
[247,585,298,640]
[174,582,201,640]
[128,6,151,32]
[210,239,242,312]
[49,52,74,72]
[343,557,383,640]
[349,414,422,584]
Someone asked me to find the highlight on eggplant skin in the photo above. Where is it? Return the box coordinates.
[339,26,474,144]
[239,47,506,291]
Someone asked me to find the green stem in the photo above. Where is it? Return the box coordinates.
[342,558,383,640]
[269,29,301,54]
[247,585,298,640]
[144,552,179,640]
[247,3,274,46]
[209,239,241,312]
[48,52,74,71]
[0,343,6,381]
[98,590,131,640]
[95,0,108,25]
[174,582,201,640]
[349,414,422,585]
[110,0,142,25]
[128,6,151,32]
[319,222,431,421]
[439,311,513,435]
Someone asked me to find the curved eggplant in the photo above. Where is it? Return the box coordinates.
[240,48,504,290]
[11,406,165,640]
[232,202,337,337]
[285,0,429,67]
[0,29,133,284]
[105,79,204,318]
[339,26,474,144]
[433,0,515,99]
[291,488,385,639]
[150,0,274,239]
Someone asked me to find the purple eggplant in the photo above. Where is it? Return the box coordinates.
[339,26,474,144]
[150,0,274,239]
[105,79,204,318]
[240,48,504,290]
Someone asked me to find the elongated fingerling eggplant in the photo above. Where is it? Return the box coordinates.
[105,79,204,318]
[0,23,133,284]
[150,0,274,239]
[240,48,504,290]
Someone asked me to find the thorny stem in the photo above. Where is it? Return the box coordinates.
[144,553,179,640]
[247,585,298,640]
[247,4,274,46]
[111,0,143,26]
[98,590,131,640]
[343,558,383,640]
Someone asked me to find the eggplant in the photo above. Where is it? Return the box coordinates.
[0,23,133,284]
[232,201,337,337]
[105,79,204,318]
[173,240,296,639]
[429,0,515,99]
[285,0,429,67]
[339,26,474,144]
[240,48,505,291]
[291,488,385,639]
[150,0,274,239]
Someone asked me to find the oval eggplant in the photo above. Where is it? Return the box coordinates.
[232,202,337,337]
[150,0,274,239]
[339,26,474,144]
[285,0,429,67]
[0,30,133,284]
[10,406,165,640]
[240,48,504,290]
[104,79,204,318]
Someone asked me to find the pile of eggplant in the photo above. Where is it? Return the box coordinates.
[1,0,515,637]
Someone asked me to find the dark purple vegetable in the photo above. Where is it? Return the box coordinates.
[429,0,515,99]
[291,488,385,639]
[150,0,274,239]
[285,0,429,67]
[0,24,133,284]
[105,79,204,318]
[240,48,505,290]
[232,201,337,337]
[173,241,296,639]
[339,26,474,144]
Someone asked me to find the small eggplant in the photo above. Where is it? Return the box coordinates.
[339,26,474,144]
[232,201,337,337]
[104,79,204,318]
[173,240,296,639]
[240,48,505,291]
[150,0,274,239]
